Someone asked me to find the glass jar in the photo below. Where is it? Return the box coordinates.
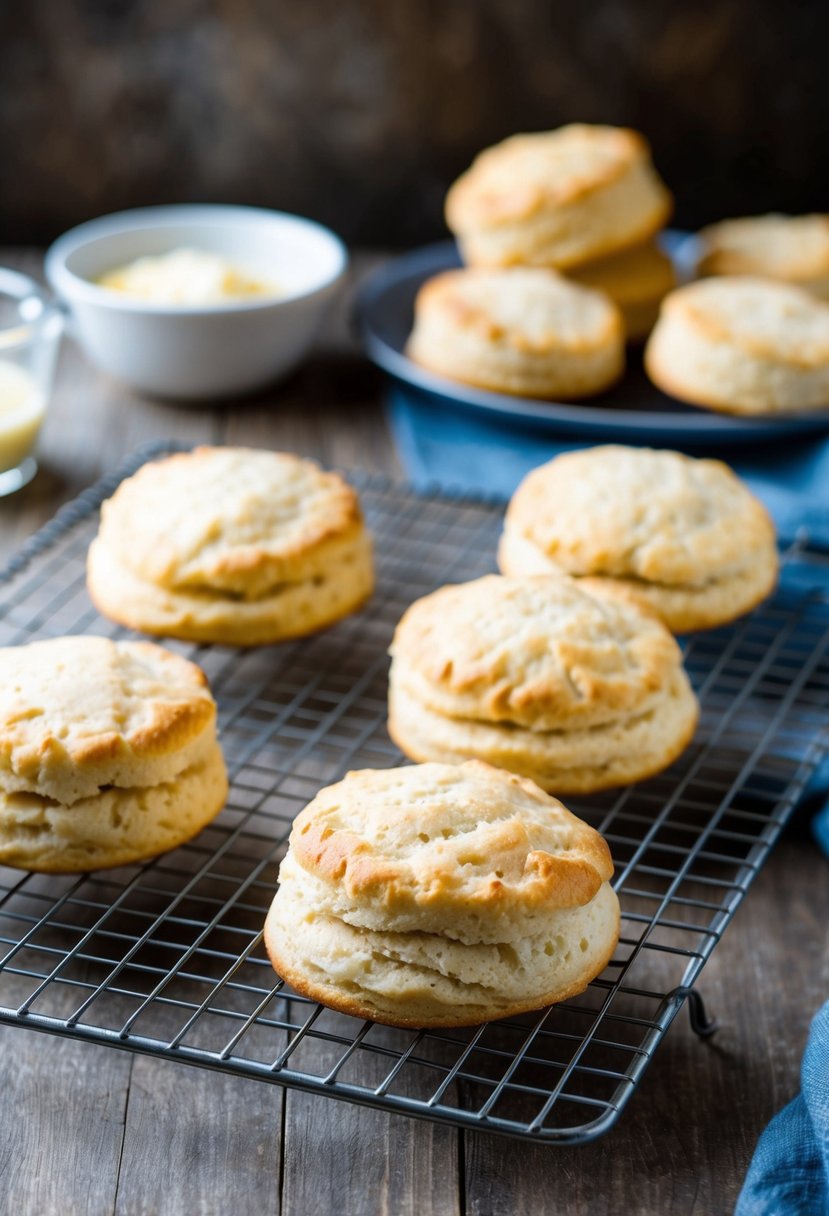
[0,268,64,496]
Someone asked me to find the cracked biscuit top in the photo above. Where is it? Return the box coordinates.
[288,760,614,930]
[0,636,218,804]
[502,446,777,589]
[447,125,659,229]
[94,446,365,599]
[389,574,682,732]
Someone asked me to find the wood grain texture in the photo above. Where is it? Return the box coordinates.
[114,1058,282,1216]
[0,970,132,1216]
[0,1037,129,1216]
[0,248,826,1214]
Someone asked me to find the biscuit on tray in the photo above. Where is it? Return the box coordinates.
[568,239,678,341]
[0,636,227,872]
[645,277,829,415]
[696,213,829,301]
[265,761,620,1028]
[499,446,779,633]
[445,124,672,270]
[87,446,374,646]
[407,266,624,398]
[388,575,698,794]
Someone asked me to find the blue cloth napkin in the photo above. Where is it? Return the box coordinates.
[736,1000,829,1215]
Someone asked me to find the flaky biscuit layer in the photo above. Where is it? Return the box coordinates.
[499,532,778,634]
[95,447,365,596]
[0,636,218,804]
[266,873,619,1028]
[389,668,698,795]
[0,742,227,873]
[289,761,613,928]
[499,446,779,628]
[389,574,682,731]
[88,530,374,647]
[265,761,619,1027]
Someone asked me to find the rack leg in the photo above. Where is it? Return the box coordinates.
[686,988,718,1039]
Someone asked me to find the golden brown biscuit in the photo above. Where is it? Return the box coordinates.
[0,636,227,871]
[569,240,678,341]
[645,277,829,415]
[697,214,829,300]
[265,761,620,1027]
[87,447,374,645]
[407,267,624,398]
[499,446,778,632]
[387,575,698,793]
[445,124,672,270]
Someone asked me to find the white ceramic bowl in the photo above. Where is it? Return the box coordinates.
[45,205,348,400]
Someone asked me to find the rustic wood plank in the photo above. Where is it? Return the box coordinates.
[279,1026,461,1216]
[0,975,132,1216]
[114,1057,282,1216]
[281,1095,460,1216]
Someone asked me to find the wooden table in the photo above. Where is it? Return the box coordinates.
[1,250,827,1216]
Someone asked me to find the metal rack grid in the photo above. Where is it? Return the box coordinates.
[0,445,827,1145]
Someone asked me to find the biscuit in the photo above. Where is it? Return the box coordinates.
[265,761,620,1027]
[0,636,227,871]
[87,447,374,645]
[499,446,778,633]
[407,267,624,398]
[697,214,829,301]
[644,277,829,415]
[387,576,698,794]
[445,124,672,270]
[569,240,678,341]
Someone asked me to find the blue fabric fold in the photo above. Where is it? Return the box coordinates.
[388,389,829,548]
[736,1001,829,1215]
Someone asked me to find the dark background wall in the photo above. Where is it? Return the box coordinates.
[1,0,826,247]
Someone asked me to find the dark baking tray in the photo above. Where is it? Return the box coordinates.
[0,443,827,1144]
[355,239,829,447]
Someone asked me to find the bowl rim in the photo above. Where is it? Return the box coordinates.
[44,204,349,316]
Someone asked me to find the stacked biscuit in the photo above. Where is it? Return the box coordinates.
[499,446,779,631]
[266,761,620,1027]
[409,124,676,400]
[88,446,374,646]
[0,637,227,872]
[388,573,698,793]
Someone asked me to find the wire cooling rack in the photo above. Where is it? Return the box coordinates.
[0,445,828,1146]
